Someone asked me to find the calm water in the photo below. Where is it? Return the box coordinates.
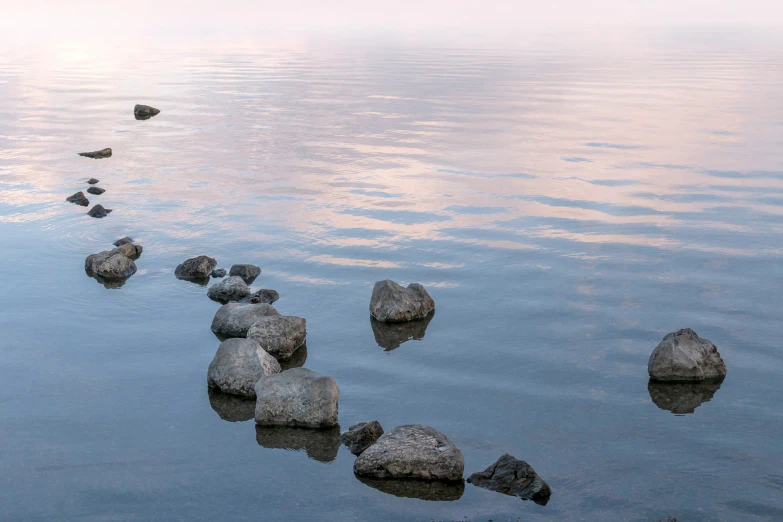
[1,29,782,522]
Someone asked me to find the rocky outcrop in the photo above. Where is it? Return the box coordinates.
[134,104,160,120]
[66,192,89,206]
[254,368,339,428]
[78,148,112,159]
[353,425,464,481]
[256,425,341,463]
[648,379,723,414]
[87,187,105,195]
[370,313,433,350]
[87,178,99,184]
[211,268,227,278]
[207,276,251,303]
[356,476,465,501]
[229,264,261,284]
[113,236,134,247]
[648,329,727,382]
[369,280,435,323]
[467,453,551,505]
[84,243,143,282]
[87,204,112,218]
[207,338,281,397]
[341,421,384,455]
[239,289,279,305]
[210,303,279,338]
[175,255,217,281]
[246,315,306,359]
[208,388,255,422]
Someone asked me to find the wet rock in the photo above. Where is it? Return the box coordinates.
[370,313,433,350]
[341,421,384,456]
[369,280,435,323]
[279,344,308,371]
[78,148,112,159]
[134,104,160,120]
[87,178,99,184]
[356,476,465,501]
[84,243,143,282]
[239,289,280,305]
[211,268,227,278]
[207,338,281,397]
[113,236,134,247]
[354,424,464,481]
[229,264,261,284]
[467,453,551,505]
[87,204,112,218]
[648,328,727,382]
[86,186,105,195]
[207,276,251,303]
[648,379,723,414]
[254,368,339,428]
[66,191,89,206]
[210,302,279,338]
[208,388,255,422]
[175,255,217,281]
[255,425,341,463]
[246,315,306,359]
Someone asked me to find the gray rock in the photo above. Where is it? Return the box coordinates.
[113,236,134,247]
[175,255,217,281]
[369,280,435,323]
[229,264,261,284]
[341,421,384,455]
[207,276,251,303]
[356,476,465,501]
[86,186,105,195]
[239,289,279,305]
[648,329,727,382]
[66,191,89,206]
[78,148,112,159]
[254,368,339,428]
[84,243,143,282]
[279,344,307,371]
[134,104,160,120]
[208,388,255,422]
[353,424,464,481]
[87,204,112,218]
[207,338,281,397]
[256,425,341,463]
[246,315,306,359]
[210,302,279,338]
[87,178,99,184]
[467,453,551,505]
[648,379,723,414]
[370,313,433,350]
[211,268,227,278]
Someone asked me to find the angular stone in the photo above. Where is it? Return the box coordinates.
[84,243,143,281]
[87,204,112,218]
[134,104,160,120]
[207,338,281,397]
[354,424,464,481]
[87,186,105,195]
[467,453,551,505]
[239,289,279,305]
[66,191,89,206]
[229,264,261,284]
[246,315,306,359]
[648,329,727,382]
[113,236,134,247]
[369,280,435,323]
[341,421,384,455]
[211,268,227,278]
[207,276,251,303]
[175,255,217,281]
[87,178,100,184]
[254,368,339,428]
[210,303,279,338]
[256,425,341,463]
[78,148,112,159]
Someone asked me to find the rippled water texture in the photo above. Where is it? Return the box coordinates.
[1,30,782,521]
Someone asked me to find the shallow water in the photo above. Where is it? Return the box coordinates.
[1,29,782,521]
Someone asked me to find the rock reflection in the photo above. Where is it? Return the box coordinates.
[370,313,434,351]
[356,476,464,501]
[85,272,131,289]
[279,344,307,370]
[255,425,341,463]
[208,388,255,422]
[648,378,724,414]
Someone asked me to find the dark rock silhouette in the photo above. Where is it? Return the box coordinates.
[211,268,227,278]
[175,255,217,281]
[341,421,384,455]
[239,289,280,305]
[66,192,89,206]
[370,312,433,350]
[229,264,261,284]
[356,476,464,501]
[279,344,307,371]
[648,378,724,414]
[87,178,99,184]
[467,453,551,505]
[208,388,255,422]
[134,104,160,120]
[87,187,105,195]
[78,148,112,159]
[87,204,112,218]
[113,237,134,247]
[255,425,341,463]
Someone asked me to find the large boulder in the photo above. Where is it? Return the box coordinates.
[648,329,727,382]
[254,368,339,428]
[369,280,435,323]
[207,338,281,397]
[466,453,552,505]
[175,255,217,281]
[210,303,279,338]
[78,148,112,159]
[353,424,463,481]
[229,264,261,284]
[84,243,143,281]
[207,276,251,303]
[256,425,341,463]
[134,104,160,120]
[246,315,306,359]
[66,191,89,206]
[341,421,384,455]
[87,204,112,218]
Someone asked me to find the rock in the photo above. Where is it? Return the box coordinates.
[655,518,680,522]
[87,204,112,218]
[66,192,89,206]
[84,243,143,282]
[87,178,99,184]
[207,276,251,303]
[466,453,551,505]
[254,368,339,428]
[134,104,160,120]
[370,313,433,350]
[211,268,227,278]
[78,148,112,159]
[353,425,464,481]
[279,344,307,371]
[648,329,727,382]
[208,388,255,422]
[648,379,723,414]
[229,264,261,284]
[341,421,384,455]
[256,425,341,463]
[239,289,280,305]
[356,476,465,501]
[207,338,281,397]
[113,236,134,247]
[86,187,105,195]
[369,280,435,323]
[246,315,306,359]
[210,302,279,338]
[175,255,217,281]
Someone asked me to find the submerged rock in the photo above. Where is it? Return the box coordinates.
[648,329,727,382]
[175,255,217,281]
[87,178,100,185]
[356,476,465,501]
[210,302,279,338]
[254,368,339,428]
[341,421,384,456]
[279,344,308,371]
[369,280,435,323]
[66,191,89,206]
[78,148,112,159]
[354,424,464,481]
[246,315,306,359]
[467,453,551,505]
[239,289,280,305]
[208,388,255,422]
[87,204,112,218]
[229,264,261,284]
[211,268,227,278]
[86,186,105,195]
[207,276,251,303]
[84,243,143,282]
[648,379,723,414]
[207,338,280,397]
[134,104,160,120]
[113,236,134,247]
[370,313,433,350]
[256,425,341,463]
